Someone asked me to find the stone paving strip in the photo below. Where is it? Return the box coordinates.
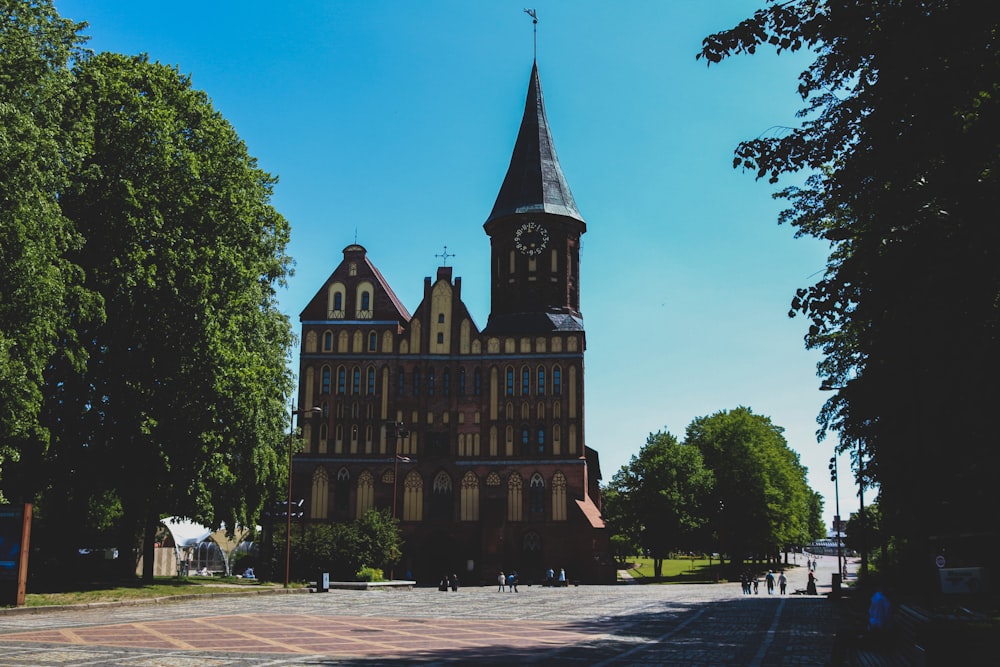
[0,555,845,665]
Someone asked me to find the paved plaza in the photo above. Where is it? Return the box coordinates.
[0,555,846,666]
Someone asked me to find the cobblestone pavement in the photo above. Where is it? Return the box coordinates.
[0,555,847,666]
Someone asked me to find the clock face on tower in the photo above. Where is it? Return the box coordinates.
[514,221,549,256]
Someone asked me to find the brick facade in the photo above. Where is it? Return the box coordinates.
[293,62,612,585]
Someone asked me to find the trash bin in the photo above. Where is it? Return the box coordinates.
[317,572,329,592]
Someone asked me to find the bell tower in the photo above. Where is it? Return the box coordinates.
[483,62,586,335]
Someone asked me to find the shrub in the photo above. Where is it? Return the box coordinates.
[356,567,383,582]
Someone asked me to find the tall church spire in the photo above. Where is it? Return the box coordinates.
[484,62,584,227]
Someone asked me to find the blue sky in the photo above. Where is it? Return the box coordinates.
[54,0,860,530]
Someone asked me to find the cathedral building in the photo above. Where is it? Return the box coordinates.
[295,61,612,584]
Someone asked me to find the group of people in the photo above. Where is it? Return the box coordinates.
[497,571,519,592]
[739,569,788,595]
[496,567,567,591]
[438,573,459,591]
[545,567,567,587]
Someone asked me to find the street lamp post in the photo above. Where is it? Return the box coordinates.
[820,380,867,577]
[392,454,410,520]
[286,404,320,588]
[386,421,409,581]
[829,456,844,585]
[386,421,410,520]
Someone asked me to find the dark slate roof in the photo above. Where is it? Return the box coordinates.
[483,311,585,336]
[484,62,584,226]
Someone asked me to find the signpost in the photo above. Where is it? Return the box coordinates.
[0,504,33,607]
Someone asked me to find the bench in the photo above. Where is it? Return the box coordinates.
[833,603,927,667]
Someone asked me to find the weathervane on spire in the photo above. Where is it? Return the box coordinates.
[436,245,455,266]
[524,8,538,60]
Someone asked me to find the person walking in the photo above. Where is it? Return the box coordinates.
[765,570,775,595]
[498,571,505,592]
[778,571,787,595]
[558,567,567,587]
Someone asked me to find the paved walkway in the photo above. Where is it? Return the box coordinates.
[0,556,849,666]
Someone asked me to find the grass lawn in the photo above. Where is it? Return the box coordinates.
[22,576,280,608]
[619,557,730,583]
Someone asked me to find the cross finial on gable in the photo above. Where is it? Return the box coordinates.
[435,245,455,266]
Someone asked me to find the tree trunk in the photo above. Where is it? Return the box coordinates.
[141,513,158,583]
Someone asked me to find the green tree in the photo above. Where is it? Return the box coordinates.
[608,431,712,578]
[278,510,402,582]
[354,509,403,574]
[699,1,1000,586]
[0,0,99,502]
[38,52,293,581]
[686,407,815,569]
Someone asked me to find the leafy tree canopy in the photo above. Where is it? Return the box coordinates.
[26,49,294,580]
[700,1,1000,581]
[0,0,98,500]
[686,407,819,563]
[608,431,712,576]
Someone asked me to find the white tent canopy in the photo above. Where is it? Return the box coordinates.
[163,517,212,548]
[161,517,254,576]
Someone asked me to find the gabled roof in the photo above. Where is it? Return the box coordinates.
[361,249,411,321]
[484,61,584,226]
[298,244,410,323]
[575,496,606,529]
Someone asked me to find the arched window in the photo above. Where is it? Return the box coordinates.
[537,366,546,395]
[428,368,435,396]
[537,427,545,454]
[431,471,453,520]
[443,369,450,396]
[458,367,466,395]
[506,473,523,522]
[460,471,479,521]
[553,366,562,395]
[321,366,331,394]
[506,367,514,396]
[520,427,530,456]
[356,471,374,518]
[323,331,333,351]
[335,467,350,515]
[337,367,346,394]
[368,331,377,351]
[529,473,545,515]
[366,367,376,395]
[333,292,343,312]
[403,470,423,521]
[551,471,567,521]
[310,467,329,519]
[521,366,530,395]
[361,291,370,310]
[352,367,361,394]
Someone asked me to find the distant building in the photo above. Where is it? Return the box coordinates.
[294,61,612,584]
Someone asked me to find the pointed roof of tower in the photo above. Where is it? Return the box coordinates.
[485,62,585,226]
